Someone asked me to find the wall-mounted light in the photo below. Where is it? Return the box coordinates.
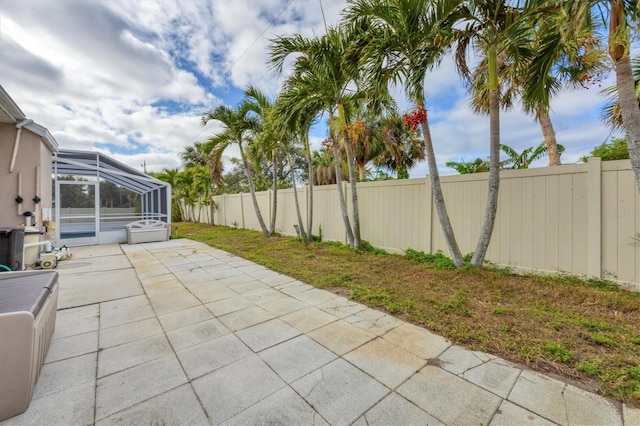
[15,195,23,204]
[33,195,41,204]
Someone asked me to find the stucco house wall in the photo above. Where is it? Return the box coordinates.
[0,85,58,229]
[0,125,54,227]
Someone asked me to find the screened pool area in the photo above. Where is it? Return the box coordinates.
[52,150,171,246]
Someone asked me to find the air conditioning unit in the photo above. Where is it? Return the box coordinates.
[0,227,25,271]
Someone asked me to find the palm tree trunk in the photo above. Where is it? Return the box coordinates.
[333,137,355,246]
[343,138,362,249]
[287,151,306,239]
[537,108,561,166]
[357,163,366,181]
[419,115,464,268]
[238,143,270,236]
[613,53,640,192]
[305,136,314,241]
[471,83,501,267]
[608,1,640,191]
[338,103,362,249]
[178,199,186,223]
[270,150,278,235]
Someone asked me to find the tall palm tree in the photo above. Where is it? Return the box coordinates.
[470,52,571,165]
[273,88,320,241]
[256,95,309,239]
[270,27,365,249]
[282,133,307,239]
[448,0,532,266]
[526,0,640,191]
[343,0,465,265]
[244,85,279,235]
[201,101,270,236]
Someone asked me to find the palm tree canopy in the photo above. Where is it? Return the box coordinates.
[343,0,458,105]
[180,142,209,168]
[201,102,259,181]
[523,0,639,107]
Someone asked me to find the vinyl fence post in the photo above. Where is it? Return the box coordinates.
[425,176,433,254]
[587,157,602,279]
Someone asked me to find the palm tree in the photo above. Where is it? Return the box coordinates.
[175,168,196,221]
[601,56,640,132]
[244,85,280,235]
[470,51,572,165]
[344,97,397,181]
[180,142,209,168]
[372,112,426,179]
[256,95,309,239]
[201,101,270,236]
[526,0,640,191]
[270,27,365,249]
[312,148,336,186]
[343,0,465,265]
[153,167,183,222]
[190,165,213,223]
[282,133,307,239]
[448,0,532,266]
[274,87,321,241]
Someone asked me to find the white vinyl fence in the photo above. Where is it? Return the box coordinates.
[183,158,640,289]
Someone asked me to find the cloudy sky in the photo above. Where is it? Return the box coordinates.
[0,0,625,178]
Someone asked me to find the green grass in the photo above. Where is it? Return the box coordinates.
[172,222,640,406]
[544,343,573,363]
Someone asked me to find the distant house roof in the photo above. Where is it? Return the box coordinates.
[0,84,58,152]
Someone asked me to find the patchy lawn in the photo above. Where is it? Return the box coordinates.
[173,222,640,407]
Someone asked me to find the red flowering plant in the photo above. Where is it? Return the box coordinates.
[578,72,603,89]
[402,108,427,131]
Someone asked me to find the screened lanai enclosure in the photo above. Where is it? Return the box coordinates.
[52,150,170,246]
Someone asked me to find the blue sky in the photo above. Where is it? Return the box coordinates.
[0,0,626,178]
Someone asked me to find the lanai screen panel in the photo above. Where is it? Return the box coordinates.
[53,150,170,244]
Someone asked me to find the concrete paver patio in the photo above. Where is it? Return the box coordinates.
[2,238,638,425]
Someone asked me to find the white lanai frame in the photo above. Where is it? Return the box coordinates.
[52,149,171,246]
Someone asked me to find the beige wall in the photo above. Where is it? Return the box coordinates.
[0,124,54,228]
[184,159,639,289]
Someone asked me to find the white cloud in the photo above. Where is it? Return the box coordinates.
[0,0,624,183]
